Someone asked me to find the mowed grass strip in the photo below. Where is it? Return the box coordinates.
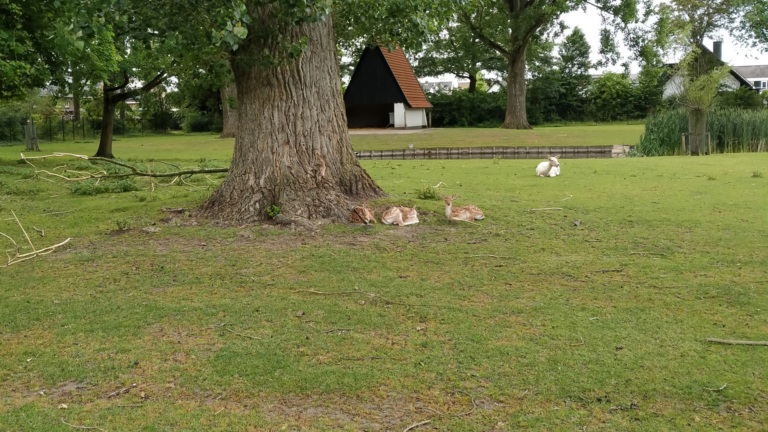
[0,151,767,431]
[0,123,644,162]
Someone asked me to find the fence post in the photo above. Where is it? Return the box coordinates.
[49,117,53,142]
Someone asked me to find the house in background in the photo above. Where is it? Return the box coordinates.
[663,42,756,99]
[421,81,454,93]
[344,45,432,129]
[731,65,768,92]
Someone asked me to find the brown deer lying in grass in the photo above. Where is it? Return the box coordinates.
[441,194,484,222]
[381,206,419,226]
[349,207,376,224]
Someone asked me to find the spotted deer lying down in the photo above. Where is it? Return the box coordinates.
[536,155,561,177]
[441,194,484,222]
[349,207,376,224]
[381,206,419,226]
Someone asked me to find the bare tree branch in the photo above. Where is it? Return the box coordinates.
[21,153,228,180]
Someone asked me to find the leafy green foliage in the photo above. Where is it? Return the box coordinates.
[636,108,768,155]
[413,20,504,94]
[414,185,441,200]
[71,178,140,196]
[428,90,507,127]
[717,86,765,110]
[267,205,281,218]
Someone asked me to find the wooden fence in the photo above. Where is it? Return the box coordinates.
[355,145,632,160]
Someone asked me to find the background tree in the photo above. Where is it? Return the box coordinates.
[192,0,451,223]
[665,0,768,154]
[588,72,634,121]
[459,0,637,129]
[556,27,592,121]
[413,18,505,94]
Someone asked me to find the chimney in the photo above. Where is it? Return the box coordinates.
[713,41,723,60]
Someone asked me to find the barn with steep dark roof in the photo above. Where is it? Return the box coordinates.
[344,45,432,129]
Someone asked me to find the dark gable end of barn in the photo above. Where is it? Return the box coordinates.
[344,46,432,129]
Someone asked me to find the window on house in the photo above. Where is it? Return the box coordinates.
[754,81,766,89]
[65,99,70,108]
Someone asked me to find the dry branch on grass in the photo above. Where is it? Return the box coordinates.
[529,207,563,211]
[224,326,262,340]
[1,211,71,267]
[706,338,768,346]
[60,418,107,432]
[21,152,228,181]
[403,420,431,432]
[106,383,137,399]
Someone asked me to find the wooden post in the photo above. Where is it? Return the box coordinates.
[428,110,432,128]
[681,133,686,154]
[403,110,407,129]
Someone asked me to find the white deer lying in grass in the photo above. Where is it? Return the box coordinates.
[536,155,560,177]
[349,207,376,224]
[441,194,485,222]
[381,206,419,226]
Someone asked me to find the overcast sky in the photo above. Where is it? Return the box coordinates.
[425,5,768,85]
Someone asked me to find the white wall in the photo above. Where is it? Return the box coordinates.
[393,103,427,128]
[664,73,742,99]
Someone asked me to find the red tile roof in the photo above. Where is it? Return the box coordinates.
[379,45,433,109]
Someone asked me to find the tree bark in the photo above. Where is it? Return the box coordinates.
[73,93,81,122]
[95,94,117,158]
[218,84,238,138]
[468,74,477,94]
[198,15,385,224]
[502,49,531,129]
[688,108,707,156]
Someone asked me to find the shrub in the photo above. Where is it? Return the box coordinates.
[72,178,141,196]
[414,186,441,200]
[636,108,768,156]
[428,90,506,127]
[267,205,281,218]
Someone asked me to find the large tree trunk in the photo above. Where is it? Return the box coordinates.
[219,84,238,138]
[468,74,477,94]
[502,50,531,129]
[198,15,385,224]
[688,108,707,156]
[95,93,117,158]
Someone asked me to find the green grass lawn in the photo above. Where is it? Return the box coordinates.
[1,144,767,431]
[0,123,644,161]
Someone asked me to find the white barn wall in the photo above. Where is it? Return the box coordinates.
[394,103,428,128]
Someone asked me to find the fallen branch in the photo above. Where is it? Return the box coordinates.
[594,269,624,273]
[403,420,431,432]
[630,252,668,256]
[455,391,477,417]
[704,384,727,392]
[60,418,107,432]
[32,226,44,237]
[571,334,585,346]
[106,383,137,399]
[1,210,71,267]
[529,207,563,211]
[21,152,228,180]
[705,338,768,346]
[294,289,431,307]
[562,194,573,201]
[224,326,261,340]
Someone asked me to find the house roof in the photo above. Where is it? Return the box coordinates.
[732,65,768,79]
[664,44,756,90]
[379,46,432,108]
